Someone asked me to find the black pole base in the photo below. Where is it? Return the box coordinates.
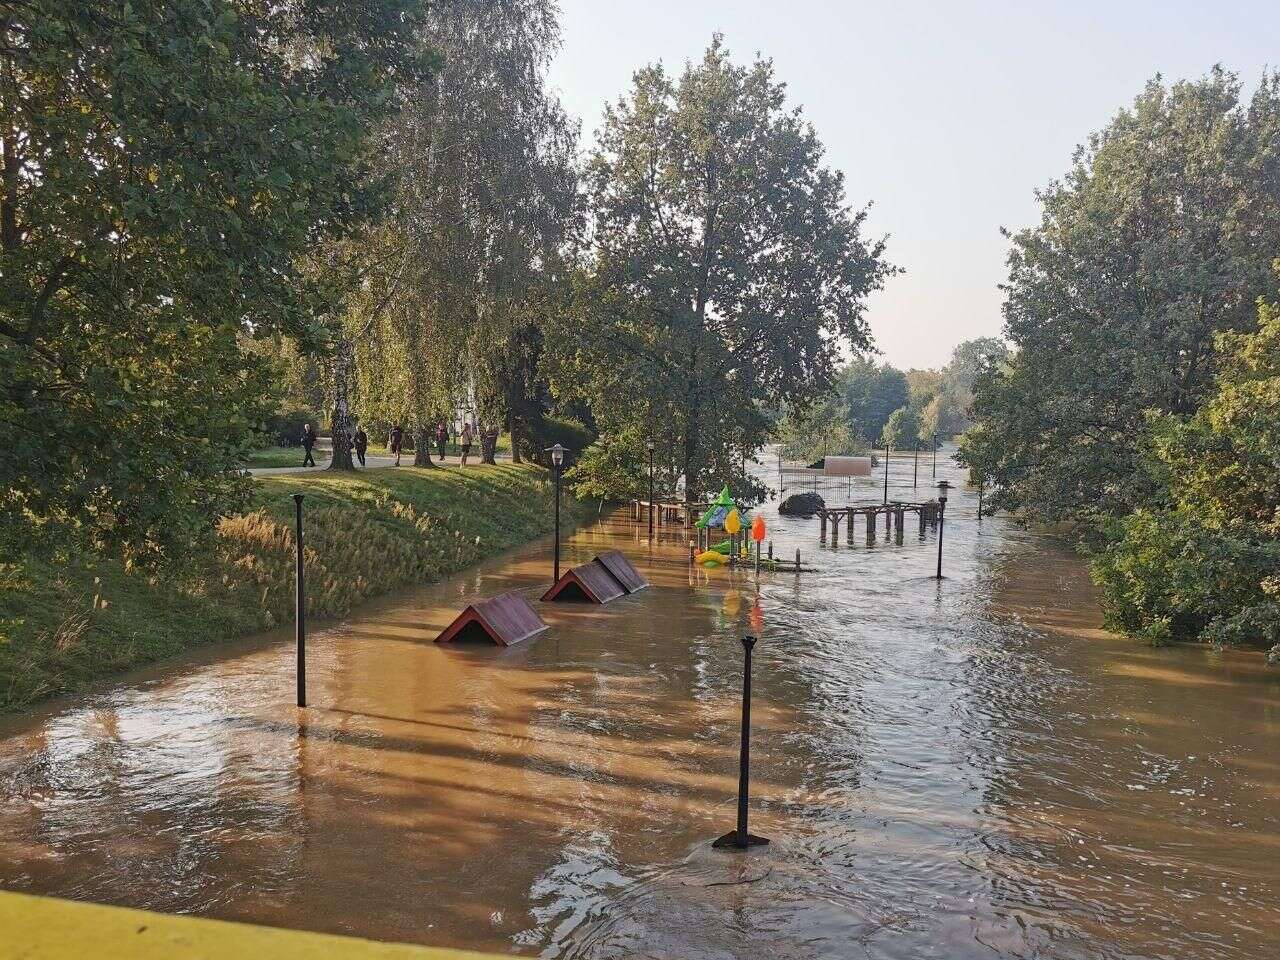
[713,830,770,850]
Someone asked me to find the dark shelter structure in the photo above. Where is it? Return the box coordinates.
[434,591,549,646]
[541,559,627,604]
[594,550,649,594]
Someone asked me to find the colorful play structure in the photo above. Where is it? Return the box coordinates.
[692,485,805,571]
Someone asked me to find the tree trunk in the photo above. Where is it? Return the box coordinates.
[413,426,434,467]
[682,414,699,506]
[509,414,522,464]
[328,336,355,471]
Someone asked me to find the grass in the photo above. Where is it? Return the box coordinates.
[242,445,309,468]
[0,464,580,712]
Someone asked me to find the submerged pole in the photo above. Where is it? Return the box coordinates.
[293,493,307,708]
[713,635,770,850]
[883,445,890,504]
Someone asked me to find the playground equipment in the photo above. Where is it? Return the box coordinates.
[435,591,549,646]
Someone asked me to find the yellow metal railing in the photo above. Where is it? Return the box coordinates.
[0,890,506,960]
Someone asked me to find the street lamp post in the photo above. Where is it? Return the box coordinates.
[935,479,951,579]
[913,443,919,488]
[883,443,890,505]
[932,432,939,478]
[547,443,567,584]
[646,438,656,541]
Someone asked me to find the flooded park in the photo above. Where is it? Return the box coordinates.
[0,451,1277,960]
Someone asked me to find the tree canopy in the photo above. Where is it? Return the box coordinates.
[554,37,894,500]
[0,0,428,560]
[1091,287,1280,648]
[962,69,1280,525]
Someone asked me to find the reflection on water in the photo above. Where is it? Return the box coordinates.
[1,452,1278,959]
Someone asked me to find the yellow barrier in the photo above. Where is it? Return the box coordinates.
[0,890,504,960]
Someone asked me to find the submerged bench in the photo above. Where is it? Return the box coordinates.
[435,590,549,646]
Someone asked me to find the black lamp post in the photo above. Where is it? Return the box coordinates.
[934,479,951,579]
[293,493,306,708]
[547,443,567,583]
[913,443,919,487]
[882,442,890,505]
[646,438,656,541]
[932,432,939,478]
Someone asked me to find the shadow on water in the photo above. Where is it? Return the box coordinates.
[0,448,1277,959]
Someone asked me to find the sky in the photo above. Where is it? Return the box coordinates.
[545,0,1278,370]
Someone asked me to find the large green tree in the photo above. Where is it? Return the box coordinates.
[964,69,1280,524]
[0,0,426,559]
[844,358,909,443]
[347,0,577,469]
[1091,289,1280,648]
[557,38,894,501]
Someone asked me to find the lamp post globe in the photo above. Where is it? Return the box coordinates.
[934,479,951,579]
[546,444,569,583]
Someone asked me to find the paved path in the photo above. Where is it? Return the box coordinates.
[248,452,513,476]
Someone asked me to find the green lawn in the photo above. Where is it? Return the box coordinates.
[242,445,309,468]
[0,464,578,712]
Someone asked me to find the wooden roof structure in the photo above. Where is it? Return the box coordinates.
[594,550,649,594]
[434,590,549,646]
[541,559,627,604]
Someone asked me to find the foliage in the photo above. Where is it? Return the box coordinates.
[964,69,1280,524]
[1091,292,1280,648]
[843,359,909,443]
[774,395,865,462]
[553,37,894,500]
[882,405,920,450]
[347,0,578,464]
[0,465,580,710]
[0,0,428,562]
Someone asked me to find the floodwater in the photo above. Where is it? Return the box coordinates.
[1,451,1278,960]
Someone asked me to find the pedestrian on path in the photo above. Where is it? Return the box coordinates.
[390,424,404,467]
[435,422,449,462]
[459,422,473,465]
[353,427,368,467]
[301,423,317,468]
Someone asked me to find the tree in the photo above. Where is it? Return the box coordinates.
[774,395,864,462]
[0,0,427,559]
[556,37,894,500]
[1091,289,1280,647]
[842,359,909,444]
[964,69,1280,524]
[346,0,577,469]
[882,405,919,451]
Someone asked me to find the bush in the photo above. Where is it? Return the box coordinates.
[532,415,596,459]
[1091,508,1280,646]
[263,407,317,447]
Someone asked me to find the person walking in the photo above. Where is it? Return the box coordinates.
[389,424,404,467]
[301,423,317,468]
[459,422,473,465]
[353,426,368,467]
[435,422,449,462]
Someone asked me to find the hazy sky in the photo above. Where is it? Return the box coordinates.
[546,0,1278,370]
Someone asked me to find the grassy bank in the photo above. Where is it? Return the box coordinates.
[0,464,578,712]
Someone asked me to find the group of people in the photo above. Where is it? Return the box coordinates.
[300,421,477,469]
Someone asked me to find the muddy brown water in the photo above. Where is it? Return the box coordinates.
[1,453,1277,959]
